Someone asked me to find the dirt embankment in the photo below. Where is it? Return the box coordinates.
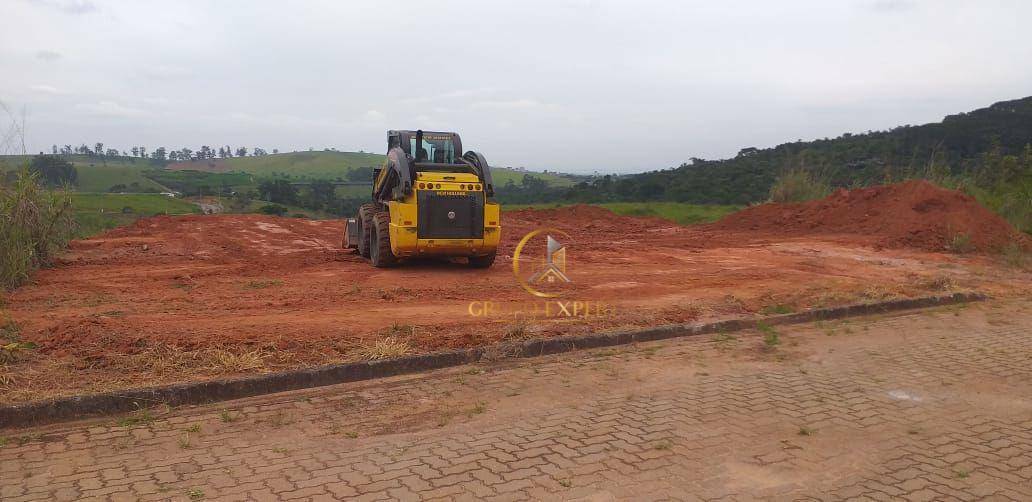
[706,180,1026,252]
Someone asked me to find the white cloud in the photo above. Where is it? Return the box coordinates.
[861,0,916,12]
[471,99,552,110]
[4,1,1031,172]
[28,0,97,15]
[74,101,147,118]
[139,65,192,80]
[35,50,62,62]
[29,84,65,95]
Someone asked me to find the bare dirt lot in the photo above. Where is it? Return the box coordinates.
[2,181,1030,403]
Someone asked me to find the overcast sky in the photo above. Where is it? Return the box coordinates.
[2,0,1030,173]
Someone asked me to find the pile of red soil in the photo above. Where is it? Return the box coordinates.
[707,180,1025,252]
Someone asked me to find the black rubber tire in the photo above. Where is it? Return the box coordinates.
[370,211,398,268]
[468,252,496,268]
[357,203,377,258]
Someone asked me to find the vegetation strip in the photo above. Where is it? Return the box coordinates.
[0,291,985,429]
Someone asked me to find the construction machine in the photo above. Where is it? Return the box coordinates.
[343,130,500,268]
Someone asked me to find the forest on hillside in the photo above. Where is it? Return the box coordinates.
[499,96,1032,206]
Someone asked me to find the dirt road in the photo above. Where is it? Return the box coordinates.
[2,300,1030,500]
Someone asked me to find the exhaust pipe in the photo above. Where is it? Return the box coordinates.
[415,130,423,162]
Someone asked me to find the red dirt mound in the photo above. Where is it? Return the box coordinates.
[706,180,1025,252]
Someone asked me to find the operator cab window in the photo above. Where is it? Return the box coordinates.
[411,137,455,164]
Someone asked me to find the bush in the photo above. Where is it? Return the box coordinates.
[768,168,832,203]
[258,204,288,216]
[0,169,75,289]
[29,154,77,187]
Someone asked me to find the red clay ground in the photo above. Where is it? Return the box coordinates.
[1,181,1030,403]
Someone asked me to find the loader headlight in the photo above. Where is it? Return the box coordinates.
[418,182,425,189]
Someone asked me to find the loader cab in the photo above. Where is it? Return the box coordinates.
[389,130,468,171]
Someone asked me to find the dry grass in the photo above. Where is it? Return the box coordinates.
[358,336,413,360]
[242,279,282,290]
[946,230,974,254]
[208,348,267,372]
[915,274,955,292]
[123,345,267,374]
[501,319,532,341]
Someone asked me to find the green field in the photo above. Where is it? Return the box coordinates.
[145,169,255,195]
[178,151,574,186]
[220,151,383,179]
[1,155,168,192]
[490,168,574,187]
[70,193,200,237]
[75,165,168,192]
[503,202,741,226]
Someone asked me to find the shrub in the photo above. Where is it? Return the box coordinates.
[258,204,288,216]
[0,169,75,289]
[768,168,832,203]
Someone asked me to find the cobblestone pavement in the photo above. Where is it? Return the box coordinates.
[2,300,1031,501]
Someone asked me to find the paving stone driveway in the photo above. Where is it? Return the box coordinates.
[2,301,1031,501]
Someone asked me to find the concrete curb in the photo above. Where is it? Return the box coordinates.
[0,291,986,429]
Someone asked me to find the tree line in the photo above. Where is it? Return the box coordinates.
[50,143,278,162]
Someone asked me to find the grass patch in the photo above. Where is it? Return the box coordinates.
[466,401,487,417]
[70,193,199,238]
[504,201,739,226]
[358,336,413,360]
[0,340,35,365]
[116,407,156,428]
[760,304,794,315]
[946,231,974,254]
[74,164,167,192]
[502,319,532,341]
[242,279,282,289]
[1,169,75,289]
[208,349,266,372]
[1000,242,1031,268]
[757,322,781,348]
[768,168,831,203]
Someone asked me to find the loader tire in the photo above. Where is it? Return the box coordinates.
[468,252,496,268]
[370,211,397,268]
[358,203,377,258]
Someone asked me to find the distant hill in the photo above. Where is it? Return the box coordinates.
[168,151,383,179]
[0,154,167,192]
[614,96,1032,204]
[166,150,575,187]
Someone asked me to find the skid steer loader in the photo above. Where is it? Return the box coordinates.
[342,130,500,268]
